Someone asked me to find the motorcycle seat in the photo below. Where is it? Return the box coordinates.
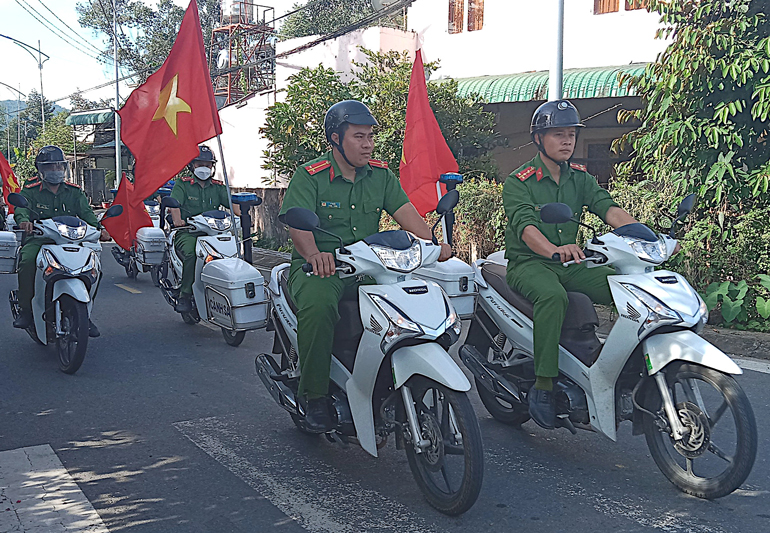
[481,261,602,367]
[279,268,363,372]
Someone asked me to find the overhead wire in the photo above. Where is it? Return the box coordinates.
[34,0,104,56]
[13,0,103,61]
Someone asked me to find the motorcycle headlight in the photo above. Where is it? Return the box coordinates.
[205,216,231,231]
[57,222,87,240]
[622,236,668,264]
[622,283,682,337]
[370,241,422,273]
[199,240,225,263]
[369,293,423,352]
[42,249,71,278]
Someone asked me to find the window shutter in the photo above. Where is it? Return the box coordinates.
[448,0,464,34]
[594,0,619,14]
[468,0,484,32]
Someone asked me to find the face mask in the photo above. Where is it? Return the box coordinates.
[194,167,212,180]
[42,170,66,184]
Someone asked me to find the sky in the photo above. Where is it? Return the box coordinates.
[0,0,298,111]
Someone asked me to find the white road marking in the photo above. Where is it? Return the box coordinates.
[173,416,436,533]
[732,356,770,375]
[0,445,109,532]
[114,284,141,294]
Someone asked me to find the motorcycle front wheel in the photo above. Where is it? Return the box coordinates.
[403,376,483,515]
[642,362,757,499]
[56,295,89,374]
[222,327,246,346]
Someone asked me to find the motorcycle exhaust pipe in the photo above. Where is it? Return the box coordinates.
[255,354,298,415]
[459,344,521,403]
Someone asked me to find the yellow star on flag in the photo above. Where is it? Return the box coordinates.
[152,74,191,136]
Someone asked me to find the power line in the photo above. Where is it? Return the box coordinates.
[13,0,102,61]
[35,0,105,56]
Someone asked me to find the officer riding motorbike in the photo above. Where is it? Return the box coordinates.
[13,145,110,336]
[168,145,240,314]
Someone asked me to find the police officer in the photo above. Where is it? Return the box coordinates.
[278,100,452,432]
[169,145,239,313]
[13,145,110,335]
[503,100,638,429]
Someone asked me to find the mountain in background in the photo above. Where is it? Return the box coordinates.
[0,99,68,116]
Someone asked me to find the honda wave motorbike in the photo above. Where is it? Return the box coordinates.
[156,196,267,347]
[6,192,123,373]
[256,190,483,516]
[460,194,757,499]
[111,199,166,286]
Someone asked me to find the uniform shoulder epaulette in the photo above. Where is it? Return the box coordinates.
[181,176,195,183]
[515,166,536,182]
[64,180,81,189]
[570,163,588,172]
[369,159,388,169]
[24,178,41,188]
[304,160,331,176]
[212,179,223,185]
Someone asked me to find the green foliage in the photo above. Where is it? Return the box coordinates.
[33,113,90,156]
[12,147,36,182]
[19,89,55,141]
[704,276,770,330]
[453,178,505,262]
[69,92,113,111]
[280,0,403,39]
[261,48,499,182]
[615,0,770,209]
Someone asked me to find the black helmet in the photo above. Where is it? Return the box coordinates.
[323,100,378,145]
[530,100,585,136]
[187,145,217,173]
[35,145,68,185]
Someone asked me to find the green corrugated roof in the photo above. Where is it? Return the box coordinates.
[453,63,649,103]
[65,109,114,125]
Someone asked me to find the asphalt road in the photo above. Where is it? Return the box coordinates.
[1,244,768,533]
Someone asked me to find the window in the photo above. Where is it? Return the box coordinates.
[448,0,464,34]
[594,0,619,14]
[468,0,484,32]
[625,0,647,10]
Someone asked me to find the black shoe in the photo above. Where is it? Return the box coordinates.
[300,397,333,433]
[88,320,100,338]
[175,295,192,313]
[13,311,33,329]
[528,387,556,429]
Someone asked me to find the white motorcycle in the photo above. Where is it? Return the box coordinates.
[157,196,268,347]
[460,194,757,499]
[5,192,123,373]
[111,199,166,286]
[255,190,484,516]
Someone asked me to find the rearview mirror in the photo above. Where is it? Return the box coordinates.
[676,193,696,218]
[436,189,460,215]
[161,196,181,210]
[7,193,28,209]
[104,204,123,218]
[281,207,320,232]
[540,203,573,224]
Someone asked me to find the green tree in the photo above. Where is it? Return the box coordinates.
[76,0,220,82]
[261,48,499,181]
[69,92,113,112]
[32,112,89,155]
[280,0,403,39]
[20,89,55,141]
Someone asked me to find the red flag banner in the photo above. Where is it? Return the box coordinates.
[399,49,459,216]
[1,151,21,214]
[118,0,221,212]
[101,174,152,250]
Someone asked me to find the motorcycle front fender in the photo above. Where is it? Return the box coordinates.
[53,278,91,304]
[391,342,471,391]
[642,329,742,375]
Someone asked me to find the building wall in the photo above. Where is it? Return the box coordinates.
[408,0,667,79]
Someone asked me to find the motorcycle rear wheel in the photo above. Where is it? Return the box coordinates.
[404,376,484,516]
[475,377,530,425]
[642,362,757,499]
[56,295,89,374]
[222,328,246,346]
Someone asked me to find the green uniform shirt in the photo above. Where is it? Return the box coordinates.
[503,153,618,265]
[14,178,101,228]
[279,151,410,261]
[170,176,231,220]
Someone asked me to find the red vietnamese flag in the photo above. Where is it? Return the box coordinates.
[399,49,459,216]
[118,0,221,211]
[1,151,21,214]
[101,174,152,250]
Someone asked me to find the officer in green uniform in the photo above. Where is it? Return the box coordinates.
[279,100,452,432]
[13,145,110,336]
[169,145,239,313]
[504,100,638,429]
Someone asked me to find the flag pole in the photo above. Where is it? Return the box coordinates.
[114,0,122,188]
[213,134,242,259]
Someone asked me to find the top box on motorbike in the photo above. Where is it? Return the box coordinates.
[413,257,477,319]
[135,226,165,265]
[0,230,19,273]
[200,258,268,330]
